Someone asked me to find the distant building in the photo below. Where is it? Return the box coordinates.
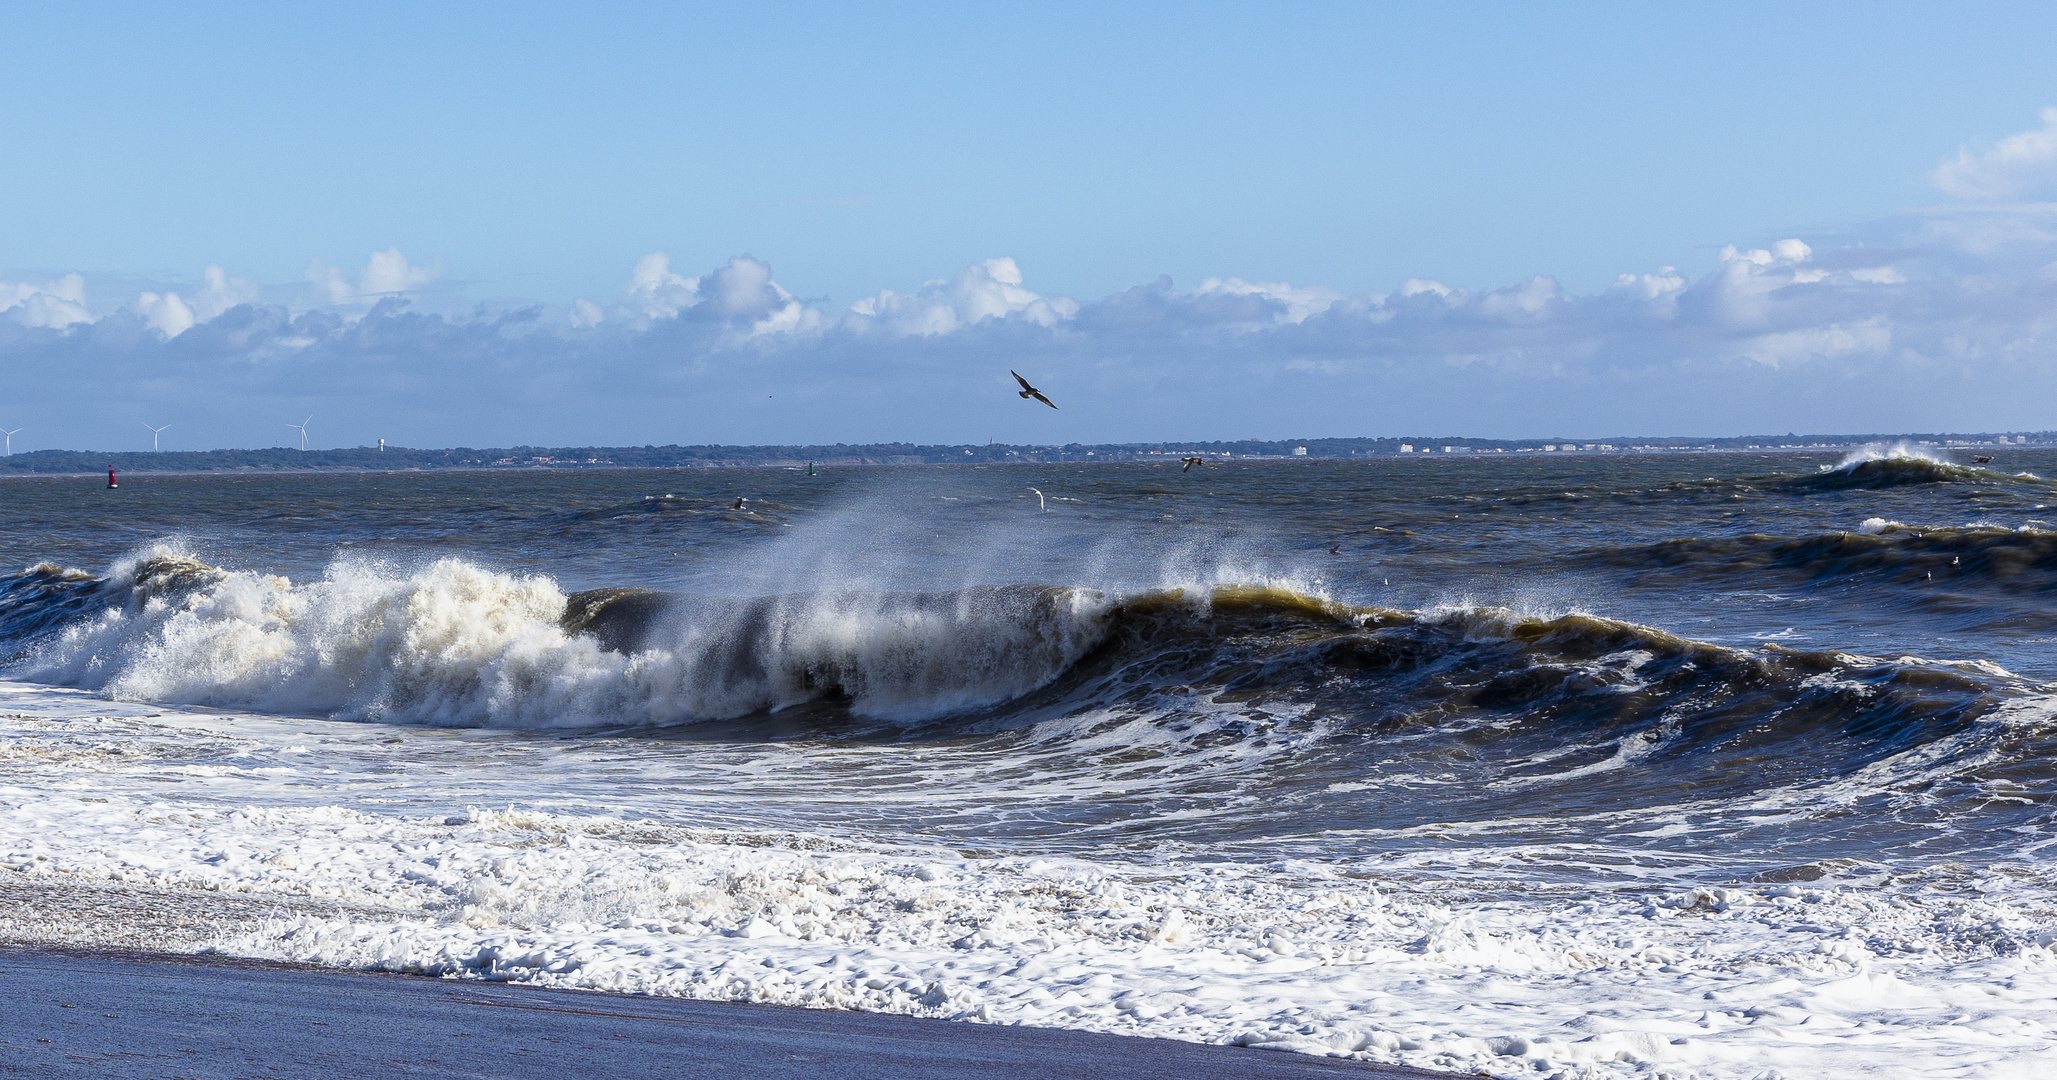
[1292,446,1307,456]
[1399,444,1414,453]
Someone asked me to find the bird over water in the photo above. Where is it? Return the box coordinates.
[1010,371,1057,409]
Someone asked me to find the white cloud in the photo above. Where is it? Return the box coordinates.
[132,265,260,337]
[847,257,1078,336]
[1934,107,2057,202]
[1,273,92,328]
[1477,276,1561,322]
[1739,318,1892,369]
[1708,239,1822,326]
[612,253,818,335]
[698,255,794,320]
[360,248,437,295]
[624,253,699,319]
[1191,277,1341,324]
[134,291,195,336]
[194,265,261,319]
[1611,267,1685,300]
[21,108,2057,448]
[309,248,439,303]
[1719,239,1812,267]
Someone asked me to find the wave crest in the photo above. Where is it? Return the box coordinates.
[1791,443,2002,491]
[0,552,2012,801]
[1592,524,2057,594]
[8,554,1115,726]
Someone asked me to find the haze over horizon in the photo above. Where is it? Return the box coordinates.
[6,2,2057,453]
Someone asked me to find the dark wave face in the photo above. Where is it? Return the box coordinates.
[562,493,801,525]
[0,554,224,657]
[1785,456,1989,491]
[1003,587,2029,861]
[1590,524,2057,593]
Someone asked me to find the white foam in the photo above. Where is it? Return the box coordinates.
[1823,442,1954,472]
[3,684,2054,1080]
[15,551,1114,727]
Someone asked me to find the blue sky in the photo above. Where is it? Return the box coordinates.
[6,2,2057,450]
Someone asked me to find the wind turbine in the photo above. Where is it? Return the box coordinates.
[288,415,312,451]
[1,428,18,456]
[143,422,170,452]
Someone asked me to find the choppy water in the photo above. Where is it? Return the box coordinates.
[4,448,2055,1078]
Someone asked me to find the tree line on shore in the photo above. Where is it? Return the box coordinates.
[0,432,2043,474]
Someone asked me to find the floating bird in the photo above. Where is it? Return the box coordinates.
[1182,457,1204,472]
[1011,370,1058,409]
[1329,544,1342,555]
[1973,455,1993,464]
[732,497,747,510]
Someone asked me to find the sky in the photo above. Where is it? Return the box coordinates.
[5,1,2057,451]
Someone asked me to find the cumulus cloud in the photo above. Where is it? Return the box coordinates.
[134,291,195,336]
[1934,107,2057,202]
[1740,317,1893,369]
[1188,277,1341,325]
[622,252,699,319]
[846,257,1078,336]
[134,265,261,337]
[607,253,821,336]
[309,248,440,303]
[1,273,92,329]
[17,114,2057,447]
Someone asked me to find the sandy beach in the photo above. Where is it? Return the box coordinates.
[0,945,1438,1079]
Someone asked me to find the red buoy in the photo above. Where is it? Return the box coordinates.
[107,467,118,489]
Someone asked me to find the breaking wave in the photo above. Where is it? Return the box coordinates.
[1785,443,2018,491]
[2,549,1112,726]
[0,550,2022,803]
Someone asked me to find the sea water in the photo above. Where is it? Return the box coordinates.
[2,451,2054,1077]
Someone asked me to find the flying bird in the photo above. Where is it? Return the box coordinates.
[1181,457,1204,472]
[1011,370,1058,409]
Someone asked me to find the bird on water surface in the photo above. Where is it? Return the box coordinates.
[1011,371,1058,409]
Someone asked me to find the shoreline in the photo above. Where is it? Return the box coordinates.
[0,445,1906,483]
[1,432,2037,479]
[0,943,1442,1079]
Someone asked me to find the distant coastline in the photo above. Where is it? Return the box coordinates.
[0,431,2046,475]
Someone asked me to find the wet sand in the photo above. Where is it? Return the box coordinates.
[0,947,1439,1079]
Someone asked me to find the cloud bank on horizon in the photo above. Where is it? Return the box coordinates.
[7,110,2057,452]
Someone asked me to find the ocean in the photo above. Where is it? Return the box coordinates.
[2,447,2053,1078]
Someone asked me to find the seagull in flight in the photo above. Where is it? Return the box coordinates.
[1011,370,1058,409]
[1181,456,1204,473]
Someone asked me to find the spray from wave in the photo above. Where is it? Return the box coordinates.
[1791,442,2010,491]
[4,547,1122,727]
[0,546,2024,811]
